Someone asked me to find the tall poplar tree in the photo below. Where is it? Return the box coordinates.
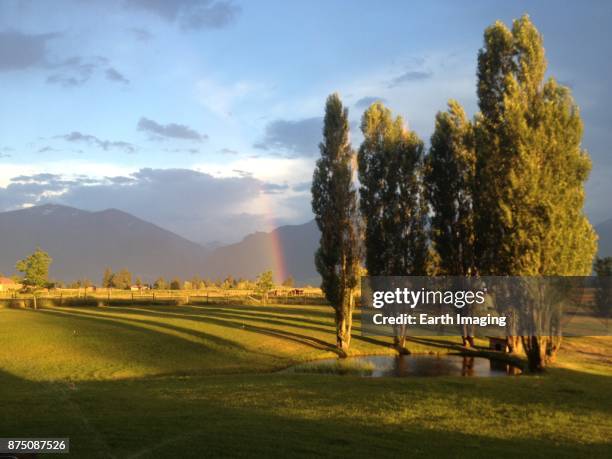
[474,15,597,370]
[425,100,477,346]
[425,100,476,276]
[358,102,429,352]
[311,93,360,355]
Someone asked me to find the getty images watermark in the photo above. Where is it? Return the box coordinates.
[360,276,611,337]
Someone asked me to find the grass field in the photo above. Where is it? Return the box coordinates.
[1,303,611,458]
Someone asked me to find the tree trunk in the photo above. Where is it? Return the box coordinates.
[393,325,410,354]
[506,335,521,354]
[522,335,548,372]
[335,291,354,357]
[545,336,562,363]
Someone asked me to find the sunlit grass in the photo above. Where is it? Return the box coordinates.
[0,303,610,457]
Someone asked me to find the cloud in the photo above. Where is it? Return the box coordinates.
[0,168,313,244]
[354,96,388,110]
[105,67,130,84]
[46,56,129,88]
[56,131,136,153]
[220,148,239,155]
[37,146,58,153]
[163,147,201,154]
[255,117,322,157]
[388,70,433,88]
[137,117,207,142]
[292,181,311,192]
[0,31,128,87]
[0,168,287,244]
[124,0,241,30]
[0,30,59,71]
[128,27,153,41]
[261,182,289,194]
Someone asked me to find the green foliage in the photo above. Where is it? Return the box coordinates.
[358,101,429,276]
[112,269,132,290]
[473,15,597,370]
[474,15,596,277]
[15,247,52,289]
[153,277,167,290]
[102,267,114,288]
[425,100,476,275]
[255,270,274,303]
[170,278,182,290]
[311,93,360,353]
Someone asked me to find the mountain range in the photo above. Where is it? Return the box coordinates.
[0,204,320,285]
[0,204,610,285]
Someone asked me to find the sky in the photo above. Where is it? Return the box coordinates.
[0,0,611,245]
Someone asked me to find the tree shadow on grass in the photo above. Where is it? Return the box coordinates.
[65,371,612,458]
[114,305,395,353]
[46,306,342,356]
[41,307,248,352]
[183,305,335,329]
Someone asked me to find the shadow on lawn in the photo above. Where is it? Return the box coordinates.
[46,306,344,356]
[42,307,248,352]
[116,305,396,352]
[2,367,610,458]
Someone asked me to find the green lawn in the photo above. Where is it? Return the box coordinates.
[0,304,610,458]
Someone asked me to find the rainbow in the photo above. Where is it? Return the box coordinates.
[258,185,288,284]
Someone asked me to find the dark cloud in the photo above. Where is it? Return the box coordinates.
[46,56,103,87]
[388,70,432,88]
[56,131,136,153]
[46,56,128,88]
[0,31,127,87]
[292,181,311,192]
[261,183,289,194]
[124,0,241,30]
[0,30,59,71]
[354,96,388,110]
[128,27,153,41]
[255,117,322,157]
[105,67,130,84]
[138,117,207,142]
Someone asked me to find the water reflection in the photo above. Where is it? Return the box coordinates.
[302,355,521,377]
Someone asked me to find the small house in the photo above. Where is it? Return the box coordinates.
[0,277,22,291]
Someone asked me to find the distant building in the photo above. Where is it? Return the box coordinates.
[130,285,149,291]
[0,277,22,291]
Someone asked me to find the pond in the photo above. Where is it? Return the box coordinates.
[288,354,522,377]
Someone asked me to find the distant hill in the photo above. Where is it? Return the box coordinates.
[0,204,209,283]
[0,204,320,285]
[203,220,320,286]
[596,218,612,258]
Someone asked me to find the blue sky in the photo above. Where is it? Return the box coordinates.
[0,0,610,244]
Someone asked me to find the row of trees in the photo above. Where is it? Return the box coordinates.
[312,16,598,369]
[8,251,293,293]
[101,268,291,291]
